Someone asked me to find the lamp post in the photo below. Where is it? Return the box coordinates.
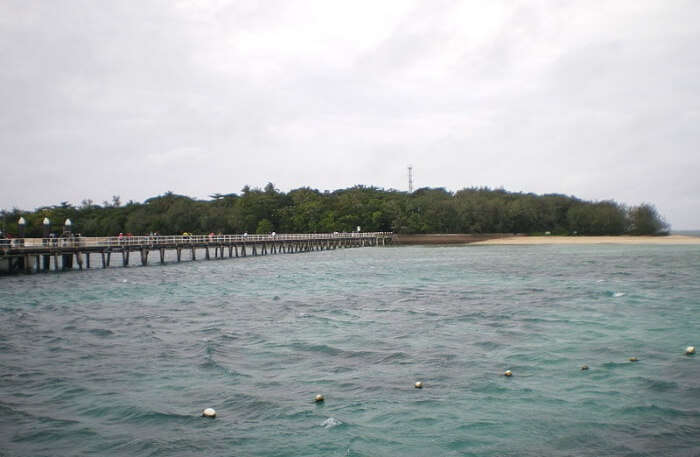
[43,217,50,238]
[64,218,72,235]
[18,217,26,238]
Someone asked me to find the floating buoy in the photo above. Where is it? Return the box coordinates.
[314,394,324,403]
[414,381,423,389]
[202,408,216,418]
[581,365,589,371]
[686,346,695,355]
[629,357,638,362]
[504,370,512,377]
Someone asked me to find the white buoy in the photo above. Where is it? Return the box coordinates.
[414,381,423,389]
[504,370,512,377]
[315,394,324,403]
[629,357,638,362]
[202,408,216,418]
[686,346,695,355]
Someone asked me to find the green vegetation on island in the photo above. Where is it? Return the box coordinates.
[1,184,669,237]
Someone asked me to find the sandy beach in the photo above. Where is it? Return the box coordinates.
[472,235,700,245]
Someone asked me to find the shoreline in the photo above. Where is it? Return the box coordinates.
[391,234,700,245]
[472,235,700,245]
[390,234,515,245]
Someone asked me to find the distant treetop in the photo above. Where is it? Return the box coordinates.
[0,185,669,237]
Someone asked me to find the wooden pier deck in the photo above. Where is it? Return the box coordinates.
[0,232,393,274]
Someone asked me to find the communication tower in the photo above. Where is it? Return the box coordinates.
[408,165,414,193]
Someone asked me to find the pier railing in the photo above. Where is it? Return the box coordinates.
[1,232,394,274]
[2,232,392,251]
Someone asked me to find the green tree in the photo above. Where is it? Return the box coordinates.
[256,218,273,234]
[628,203,669,235]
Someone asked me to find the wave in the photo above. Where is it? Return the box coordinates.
[321,417,343,429]
[78,404,195,425]
[88,328,114,337]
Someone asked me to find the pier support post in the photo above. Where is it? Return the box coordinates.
[43,255,50,271]
[241,245,246,257]
[86,253,90,269]
[160,248,165,264]
[101,252,106,268]
[62,253,73,270]
[205,247,210,260]
[122,250,129,267]
[176,248,182,262]
[75,252,83,270]
[106,252,111,267]
[140,249,148,266]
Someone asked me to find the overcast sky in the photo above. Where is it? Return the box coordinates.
[1,0,699,228]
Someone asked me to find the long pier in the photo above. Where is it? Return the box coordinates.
[0,232,393,274]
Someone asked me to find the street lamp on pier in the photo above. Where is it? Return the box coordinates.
[18,217,26,238]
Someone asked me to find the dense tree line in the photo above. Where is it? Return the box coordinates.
[1,184,669,237]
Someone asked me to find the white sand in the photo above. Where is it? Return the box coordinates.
[472,235,700,245]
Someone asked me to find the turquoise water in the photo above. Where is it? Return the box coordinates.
[1,245,699,456]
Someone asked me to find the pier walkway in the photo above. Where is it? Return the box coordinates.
[0,232,393,274]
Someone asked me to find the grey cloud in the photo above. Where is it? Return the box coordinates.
[1,0,699,228]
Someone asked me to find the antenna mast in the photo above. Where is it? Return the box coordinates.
[408,165,414,193]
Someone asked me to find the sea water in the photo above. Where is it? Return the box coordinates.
[1,244,699,456]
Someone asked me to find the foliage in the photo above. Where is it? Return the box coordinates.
[627,203,669,235]
[0,185,670,237]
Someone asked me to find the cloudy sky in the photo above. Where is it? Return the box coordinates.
[1,0,698,228]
